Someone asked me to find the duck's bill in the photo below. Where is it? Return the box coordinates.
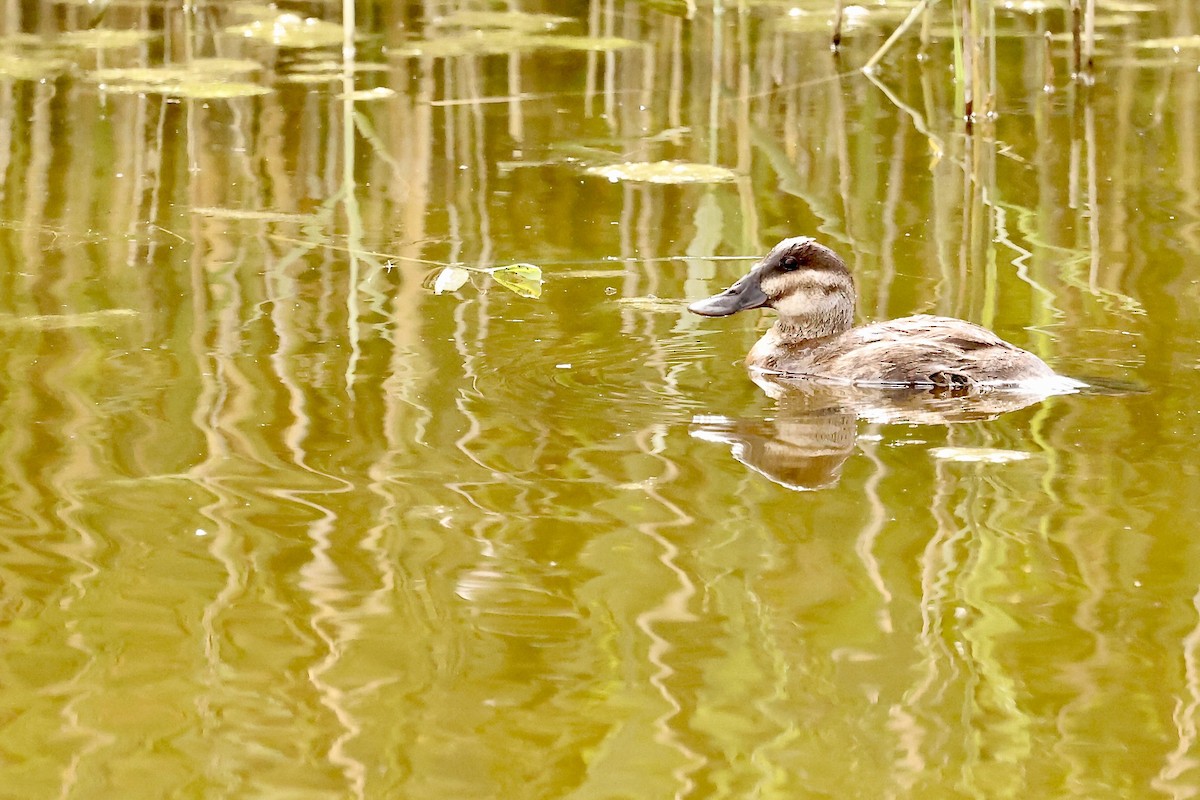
[687,273,768,317]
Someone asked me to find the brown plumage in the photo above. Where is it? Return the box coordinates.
[689,237,1080,390]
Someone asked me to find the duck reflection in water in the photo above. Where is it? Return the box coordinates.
[689,379,1068,491]
[687,237,1083,490]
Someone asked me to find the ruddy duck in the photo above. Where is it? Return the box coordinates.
[689,236,1081,391]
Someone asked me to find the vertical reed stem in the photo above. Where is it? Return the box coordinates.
[832,0,844,49]
[1043,30,1055,92]
[342,0,361,391]
[1070,0,1082,76]
[961,0,974,123]
[1083,0,1095,72]
[985,0,996,116]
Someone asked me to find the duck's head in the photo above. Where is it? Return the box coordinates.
[688,237,856,338]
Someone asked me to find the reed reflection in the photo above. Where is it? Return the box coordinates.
[0,0,1197,798]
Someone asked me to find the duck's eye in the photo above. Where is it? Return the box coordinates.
[780,255,799,271]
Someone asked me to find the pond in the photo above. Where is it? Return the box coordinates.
[1,0,1199,797]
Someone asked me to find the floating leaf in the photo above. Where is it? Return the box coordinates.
[392,30,638,58]
[929,447,1033,464]
[225,1,279,21]
[488,263,543,298]
[89,61,270,97]
[91,73,270,97]
[193,207,319,222]
[928,24,1039,40]
[585,160,737,184]
[227,13,345,48]
[1112,56,1197,69]
[1047,31,1110,43]
[1137,35,1200,50]
[434,266,471,294]
[186,57,263,74]
[337,86,396,101]
[636,0,695,19]
[96,81,269,98]
[433,10,575,33]
[546,142,624,166]
[58,29,157,48]
[0,309,139,330]
[289,61,390,73]
[644,126,691,143]
[617,296,688,313]
[0,53,72,80]
[1092,13,1139,28]
[92,60,261,82]
[721,0,836,6]
[173,82,270,97]
[0,33,46,48]
[995,0,1068,12]
[91,67,179,83]
[767,11,835,34]
[281,73,341,84]
[282,60,386,83]
[392,31,540,58]
[525,34,640,52]
[1097,0,1158,10]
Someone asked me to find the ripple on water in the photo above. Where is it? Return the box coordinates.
[455,566,583,640]
[464,332,710,428]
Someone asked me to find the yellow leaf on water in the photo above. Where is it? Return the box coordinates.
[488,263,543,298]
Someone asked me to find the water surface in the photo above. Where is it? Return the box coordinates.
[1,1,1199,797]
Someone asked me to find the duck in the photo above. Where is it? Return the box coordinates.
[688,236,1082,391]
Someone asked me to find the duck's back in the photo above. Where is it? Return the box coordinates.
[755,314,1062,388]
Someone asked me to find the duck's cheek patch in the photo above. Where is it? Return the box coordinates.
[759,274,797,301]
[771,294,807,317]
[772,285,842,317]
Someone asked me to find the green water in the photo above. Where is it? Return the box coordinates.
[1,1,1199,797]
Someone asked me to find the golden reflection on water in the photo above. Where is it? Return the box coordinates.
[1,0,1199,797]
